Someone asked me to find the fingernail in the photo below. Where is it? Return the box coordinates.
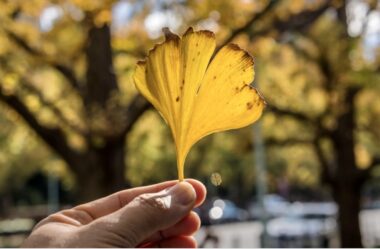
[169,182,196,206]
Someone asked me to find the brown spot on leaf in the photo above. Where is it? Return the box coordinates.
[225,44,254,67]
[243,53,254,66]
[176,96,180,102]
[162,27,180,44]
[137,60,146,66]
[228,43,241,51]
[199,30,215,38]
[246,102,254,110]
[148,44,159,54]
[184,27,194,35]
[213,76,217,80]
[239,84,249,92]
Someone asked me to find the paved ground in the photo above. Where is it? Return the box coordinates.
[195,209,380,248]
[360,209,380,247]
[195,222,263,248]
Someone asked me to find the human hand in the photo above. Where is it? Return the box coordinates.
[23,179,206,248]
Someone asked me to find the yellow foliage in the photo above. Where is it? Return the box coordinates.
[43,21,85,60]
[127,110,175,186]
[24,94,41,111]
[17,0,47,16]
[11,21,41,48]
[355,144,372,169]
[94,9,112,27]
[308,88,327,113]
[2,73,18,95]
[0,33,11,56]
[71,0,114,12]
[271,145,319,186]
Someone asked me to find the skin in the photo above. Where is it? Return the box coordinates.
[23,179,207,248]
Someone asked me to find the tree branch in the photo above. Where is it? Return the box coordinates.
[0,86,82,167]
[19,79,88,136]
[266,137,312,147]
[363,156,380,178]
[313,137,335,185]
[5,30,82,91]
[268,105,314,123]
[217,0,279,50]
[272,2,330,34]
[217,0,330,52]
[122,94,151,136]
[370,157,380,169]
[51,64,82,91]
[248,1,330,40]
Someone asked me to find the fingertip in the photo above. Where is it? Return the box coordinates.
[170,181,197,206]
[138,211,201,246]
[177,211,201,235]
[184,179,207,207]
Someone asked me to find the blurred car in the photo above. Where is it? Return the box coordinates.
[249,194,290,220]
[195,198,248,225]
[362,200,380,210]
[264,202,338,248]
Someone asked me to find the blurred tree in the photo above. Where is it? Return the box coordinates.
[0,0,281,201]
[249,1,380,247]
[0,0,152,201]
[0,1,379,247]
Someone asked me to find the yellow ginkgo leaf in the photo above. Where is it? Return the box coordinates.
[134,27,266,181]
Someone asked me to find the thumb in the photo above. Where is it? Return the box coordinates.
[91,182,196,247]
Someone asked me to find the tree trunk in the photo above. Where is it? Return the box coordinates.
[333,180,362,248]
[72,137,127,203]
[68,23,127,203]
[85,24,118,107]
[330,88,363,247]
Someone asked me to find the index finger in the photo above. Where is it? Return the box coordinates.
[74,179,206,220]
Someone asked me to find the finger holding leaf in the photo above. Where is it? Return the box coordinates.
[134,27,266,181]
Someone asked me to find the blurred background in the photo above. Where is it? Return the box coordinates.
[0,0,379,247]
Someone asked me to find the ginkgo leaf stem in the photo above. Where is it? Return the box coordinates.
[177,155,185,181]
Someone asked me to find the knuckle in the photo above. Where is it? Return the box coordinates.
[70,209,94,225]
[135,194,171,211]
[46,212,65,222]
